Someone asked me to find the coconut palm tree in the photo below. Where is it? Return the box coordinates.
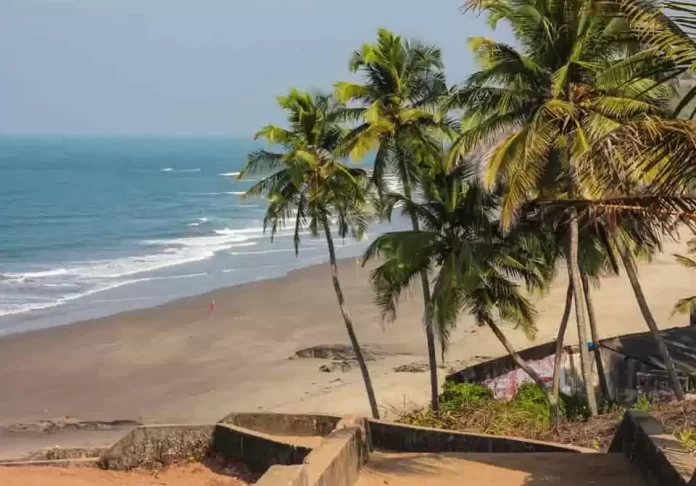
[450,0,683,414]
[673,239,696,316]
[238,89,380,418]
[335,28,454,410]
[363,157,559,405]
[616,0,696,118]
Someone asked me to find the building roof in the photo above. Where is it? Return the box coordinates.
[599,326,696,375]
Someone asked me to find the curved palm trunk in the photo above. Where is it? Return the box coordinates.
[568,213,599,416]
[401,179,439,411]
[581,274,611,402]
[486,319,557,407]
[323,218,380,418]
[617,241,685,400]
[552,283,573,420]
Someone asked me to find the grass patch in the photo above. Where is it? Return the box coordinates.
[395,382,623,450]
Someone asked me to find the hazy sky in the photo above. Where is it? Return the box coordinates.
[2,0,513,135]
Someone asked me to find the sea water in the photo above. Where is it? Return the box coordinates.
[0,136,400,335]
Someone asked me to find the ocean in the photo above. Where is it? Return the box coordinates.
[0,136,397,335]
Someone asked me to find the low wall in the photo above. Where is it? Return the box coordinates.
[447,341,558,384]
[255,465,308,486]
[218,413,340,438]
[368,419,584,453]
[302,417,368,486]
[100,425,215,470]
[213,423,312,473]
[100,421,316,474]
[609,411,696,485]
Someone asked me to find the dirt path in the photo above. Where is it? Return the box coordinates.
[0,464,247,486]
[355,452,648,486]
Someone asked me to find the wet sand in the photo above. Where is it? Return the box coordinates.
[1,238,695,432]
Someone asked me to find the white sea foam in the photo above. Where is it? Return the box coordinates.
[218,171,241,177]
[0,225,269,318]
[226,192,246,196]
[161,168,201,173]
[228,248,316,256]
[3,268,70,282]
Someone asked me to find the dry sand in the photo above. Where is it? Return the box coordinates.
[0,238,694,435]
[0,463,247,486]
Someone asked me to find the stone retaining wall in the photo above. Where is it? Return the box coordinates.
[99,425,215,470]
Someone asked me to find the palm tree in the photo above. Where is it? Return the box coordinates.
[335,29,454,410]
[673,239,696,316]
[450,0,682,414]
[617,0,696,118]
[238,89,380,418]
[363,157,559,405]
[521,207,617,407]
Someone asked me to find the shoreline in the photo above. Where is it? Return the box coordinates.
[1,238,695,433]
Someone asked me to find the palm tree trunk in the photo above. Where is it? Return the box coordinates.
[581,274,611,402]
[323,217,380,419]
[401,179,439,412]
[486,319,557,408]
[617,240,685,400]
[568,213,599,416]
[552,283,573,419]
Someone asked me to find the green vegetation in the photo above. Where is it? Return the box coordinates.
[439,382,493,411]
[633,395,651,412]
[240,0,696,422]
[405,382,592,441]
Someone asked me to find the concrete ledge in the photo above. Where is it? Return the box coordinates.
[256,465,308,486]
[99,424,215,470]
[609,411,696,485]
[218,413,340,438]
[368,419,586,453]
[303,417,368,486]
[213,423,312,473]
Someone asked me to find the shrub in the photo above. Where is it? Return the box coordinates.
[560,393,591,421]
[632,395,651,411]
[439,381,493,411]
[512,383,553,427]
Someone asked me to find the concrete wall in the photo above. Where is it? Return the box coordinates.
[100,425,215,470]
[213,423,312,473]
[218,413,340,438]
[255,465,308,486]
[448,341,558,384]
[302,417,368,486]
[609,411,696,485]
[368,419,584,453]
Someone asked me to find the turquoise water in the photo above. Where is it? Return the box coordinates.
[0,136,392,335]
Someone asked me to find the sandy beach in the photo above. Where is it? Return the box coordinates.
[1,237,695,434]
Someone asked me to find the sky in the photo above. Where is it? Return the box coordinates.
[1,0,513,136]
